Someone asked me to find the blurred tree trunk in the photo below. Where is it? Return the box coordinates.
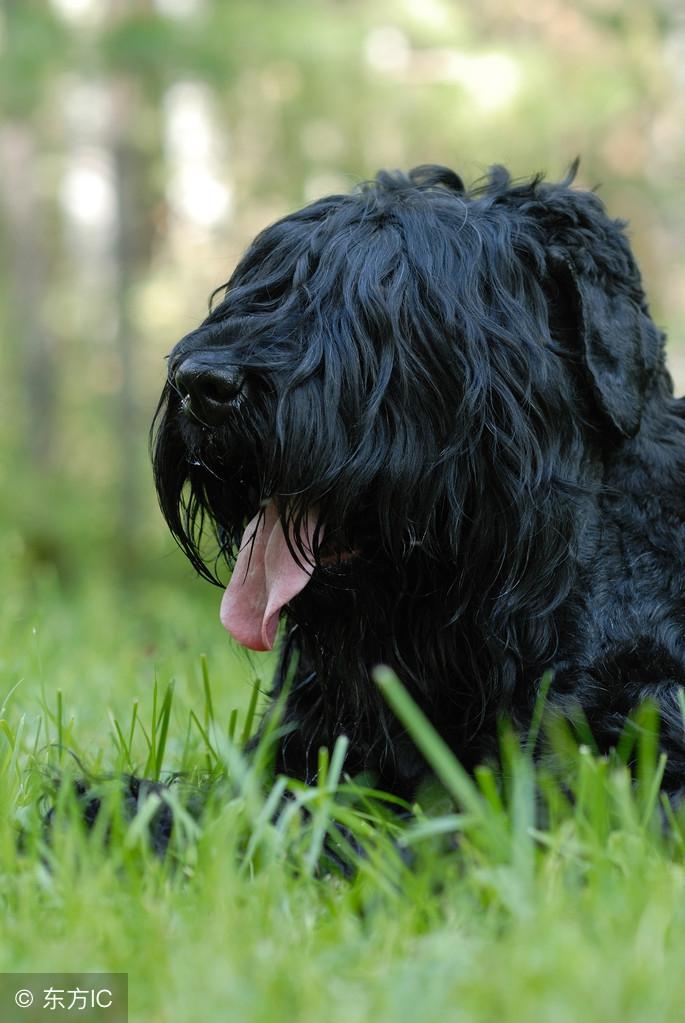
[108,0,157,571]
[0,121,57,468]
[111,79,144,568]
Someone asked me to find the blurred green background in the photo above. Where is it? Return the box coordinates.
[2,0,685,613]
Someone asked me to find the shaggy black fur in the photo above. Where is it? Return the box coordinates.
[153,163,685,805]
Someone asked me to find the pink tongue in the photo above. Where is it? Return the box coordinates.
[220,502,318,651]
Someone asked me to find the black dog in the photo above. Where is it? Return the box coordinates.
[153,164,685,805]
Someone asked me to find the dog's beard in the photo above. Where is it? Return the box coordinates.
[219,502,319,651]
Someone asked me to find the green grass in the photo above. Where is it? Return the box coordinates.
[4,555,685,1023]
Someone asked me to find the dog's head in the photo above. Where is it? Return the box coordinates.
[152,165,665,660]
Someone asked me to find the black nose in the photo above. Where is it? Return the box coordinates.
[174,356,245,426]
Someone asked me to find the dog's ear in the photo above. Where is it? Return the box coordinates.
[553,255,648,438]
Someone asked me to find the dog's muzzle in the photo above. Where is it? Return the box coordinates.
[174,354,245,427]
